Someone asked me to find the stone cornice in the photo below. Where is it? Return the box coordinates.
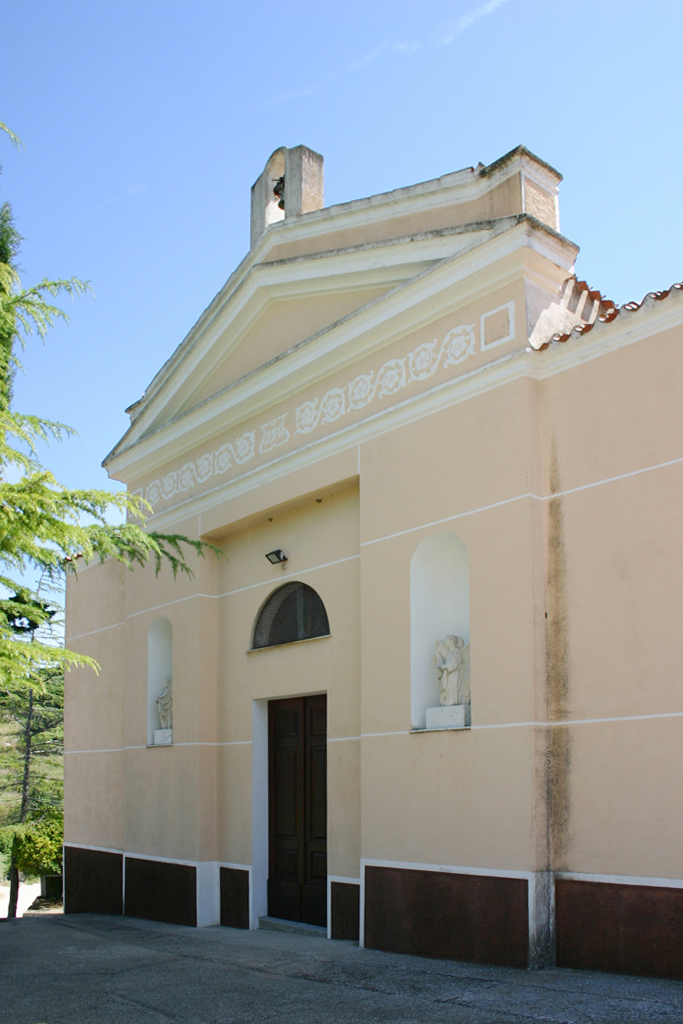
[144,285,683,533]
[120,147,564,434]
[105,218,575,481]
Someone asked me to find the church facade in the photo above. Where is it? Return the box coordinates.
[64,144,683,977]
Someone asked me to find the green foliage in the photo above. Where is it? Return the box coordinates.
[9,809,63,877]
[0,120,219,696]
[0,826,11,877]
[0,120,221,900]
[0,669,64,879]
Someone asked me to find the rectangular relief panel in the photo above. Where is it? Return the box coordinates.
[220,867,250,929]
[364,866,528,968]
[64,846,123,916]
[331,881,360,941]
[125,857,197,927]
[556,879,683,979]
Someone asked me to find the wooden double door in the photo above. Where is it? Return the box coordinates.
[268,695,327,927]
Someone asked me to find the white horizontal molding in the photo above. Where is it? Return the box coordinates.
[63,841,124,854]
[121,149,561,438]
[557,871,683,889]
[113,223,503,457]
[66,620,125,643]
[143,344,527,530]
[153,228,511,430]
[361,857,534,881]
[107,218,563,479]
[131,266,682,532]
[65,740,253,754]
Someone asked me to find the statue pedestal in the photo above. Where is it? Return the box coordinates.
[425,705,470,730]
[154,729,173,745]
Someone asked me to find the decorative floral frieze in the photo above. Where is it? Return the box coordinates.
[259,415,290,454]
[143,315,493,509]
[294,324,475,435]
[145,432,255,506]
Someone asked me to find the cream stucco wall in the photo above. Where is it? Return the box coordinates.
[65,150,683,948]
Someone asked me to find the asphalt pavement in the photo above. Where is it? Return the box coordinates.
[3,912,683,1023]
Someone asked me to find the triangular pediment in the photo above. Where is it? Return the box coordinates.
[106,145,571,472]
[114,223,506,454]
[186,279,408,411]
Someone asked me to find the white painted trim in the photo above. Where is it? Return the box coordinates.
[64,844,231,926]
[361,857,534,881]
[358,711,683,739]
[220,555,360,599]
[66,621,125,642]
[64,841,124,854]
[537,453,683,502]
[65,740,252,755]
[360,859,536,954]
[360,730,410,739]
[124,850,201,867]
[251,700,269,929]
[65,747,130,755]
[326,879,332,939]
[108,220,567,479]
[115,554,359,626]
[329,875,361,884]
[361,452,683,547]
[359,866,366,947]
[177,740,253,746]
[65,707,683,757]
[112,152,561,446]
[140,287,683,531]
[196,861,221,926]
[362,494,529,546]
[64,843,225,868]
[557,871,683,889]
[125,594,215,619]
[480,300,516,350]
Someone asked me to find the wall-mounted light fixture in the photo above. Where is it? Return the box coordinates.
[265,549,287,566]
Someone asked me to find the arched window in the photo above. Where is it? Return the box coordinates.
[252,582,329,650]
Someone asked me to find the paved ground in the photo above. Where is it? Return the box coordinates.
[3,913,683,1024]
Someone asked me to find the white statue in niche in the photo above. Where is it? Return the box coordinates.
[434,636,471,706]
[155,681,173,730]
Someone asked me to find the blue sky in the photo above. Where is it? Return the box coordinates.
[2,0,682,494]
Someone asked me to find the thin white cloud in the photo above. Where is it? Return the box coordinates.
[268,39,420,106]
[266,0,510,106]
[438,0,511,45]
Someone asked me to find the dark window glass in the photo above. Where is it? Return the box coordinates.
[252,582,330,649]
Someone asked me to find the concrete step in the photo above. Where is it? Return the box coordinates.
[258,916,327,938]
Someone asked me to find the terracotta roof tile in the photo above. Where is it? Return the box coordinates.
[534,281,683,351]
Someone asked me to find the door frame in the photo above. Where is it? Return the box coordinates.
[251,692,328,933]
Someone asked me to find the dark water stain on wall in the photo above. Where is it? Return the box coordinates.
[545,437,571,867]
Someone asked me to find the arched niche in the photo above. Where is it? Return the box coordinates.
[410,532,470,729]
[263,149,286,230]
[252,581,329,650]
[148,616,173,745]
